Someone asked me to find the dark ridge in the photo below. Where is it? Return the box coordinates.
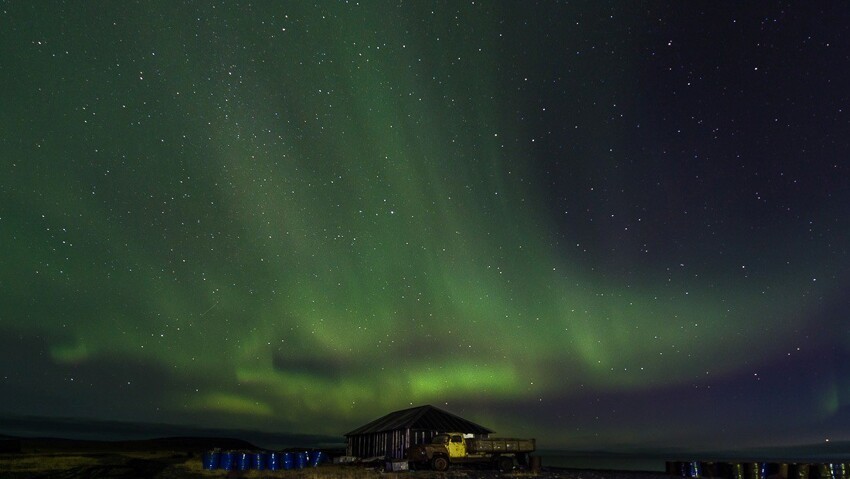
[0,414,343,450]
[12,436,258,453]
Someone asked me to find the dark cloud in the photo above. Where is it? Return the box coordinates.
[0,328,195,420]
[271,351,346,380]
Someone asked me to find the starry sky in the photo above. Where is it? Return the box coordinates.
[1,1,849,452]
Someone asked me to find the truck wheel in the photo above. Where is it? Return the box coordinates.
[431,456,449,471]
[498,456,514,471]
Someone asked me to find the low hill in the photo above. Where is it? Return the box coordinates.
[10,436,257,453]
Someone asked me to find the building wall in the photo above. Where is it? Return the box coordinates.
[346,429,441,459]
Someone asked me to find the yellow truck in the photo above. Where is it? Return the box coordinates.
[407,432,536,471]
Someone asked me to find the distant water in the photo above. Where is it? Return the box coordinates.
[536,442,850,473]
[536,451,667,472]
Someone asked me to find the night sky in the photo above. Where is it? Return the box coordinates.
[2,1,850,452]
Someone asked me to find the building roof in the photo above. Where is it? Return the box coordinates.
[345,404,494,436]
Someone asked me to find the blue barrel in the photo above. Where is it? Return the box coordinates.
[746,462,768,479]
[282,452,294,470]
[671,461,703,477]
[689,461,703,477]
[731,463,746,479]
[235,451,251,470]
[689,461,702,477]
[219,451,234,471]
[268,452,281,470]
[253,452,267,470]
[310,450,324,467]
[821,464,848,479]
[202,451,220,470]
[295,451,307,469]
[701,462,717,478]
[792,464,811,479]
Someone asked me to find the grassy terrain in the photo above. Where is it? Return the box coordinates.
[0,438,668,479]
[0,451,186,478]
[0,452,101,473]
[0,453,547,479]
[0,445,574,479]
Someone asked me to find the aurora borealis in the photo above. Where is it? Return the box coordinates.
[2,1,850,451]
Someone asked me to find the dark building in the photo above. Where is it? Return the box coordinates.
[345,404,493,459]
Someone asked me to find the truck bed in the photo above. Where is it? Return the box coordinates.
[468,438,535,453]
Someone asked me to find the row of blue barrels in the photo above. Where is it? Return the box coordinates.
[202,450,325,471]
[667,461,850,479]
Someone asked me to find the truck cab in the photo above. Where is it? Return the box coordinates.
[430,433,468,459]
[408,433,472,471]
